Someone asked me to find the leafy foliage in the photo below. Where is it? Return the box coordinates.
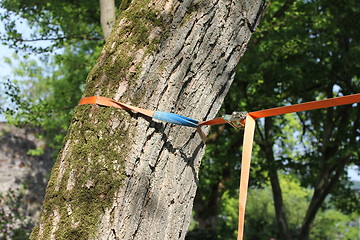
[0,0,105,155]
[191,0,360,238]
[1,41,101,154]
[214,175,359,240]
[0,0,104,52]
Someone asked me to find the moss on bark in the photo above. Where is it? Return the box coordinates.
[83,0,166,98]
[31,106,129,239]
[31,1,170,239]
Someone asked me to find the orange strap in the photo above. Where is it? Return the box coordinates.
[237,115,256,240]
[79,96,155,117]
[80,96,248,129]
[249,93,360,119]
[79,96,209,142]
[199,117,228,125]
[237,93,360,240]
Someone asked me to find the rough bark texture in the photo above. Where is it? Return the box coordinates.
[31,0,265,239]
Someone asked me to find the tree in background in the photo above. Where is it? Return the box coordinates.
[216,175,359,240]
[190,0,360,239]
[0,0,108,51]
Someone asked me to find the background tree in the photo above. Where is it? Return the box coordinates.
[0,1,110,238]
[0,0,112,51]
[214,175,359,240]
[190,0,360,239]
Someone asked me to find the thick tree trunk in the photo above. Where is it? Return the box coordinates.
[30,0,265,239]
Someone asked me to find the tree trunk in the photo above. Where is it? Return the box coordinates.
[30,0,265,239]
[100,0,116,41]
[297,105,350,240]
[262,118,292,240]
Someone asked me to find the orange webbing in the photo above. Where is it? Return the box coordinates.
[198,117,228,126]
[237,93,360,240]
[237,114,256,240]
[249,93,360,119]
[79,96,155,117]
[79,94,360,240]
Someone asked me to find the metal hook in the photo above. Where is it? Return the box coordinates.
[222,111,248,130]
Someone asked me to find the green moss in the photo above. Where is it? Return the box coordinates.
[83,0,166,98]
[31,0,173,240]
[30,226,39,239]
[119,0,132,11]
[32,3,170,237]
[181,1,203,27]
[32,105,130,239]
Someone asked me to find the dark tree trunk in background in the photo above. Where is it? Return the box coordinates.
[297,104,352,240]
[261,118,293,240]
[30,0,265,239]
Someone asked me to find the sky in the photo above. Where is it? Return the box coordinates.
[0,7,359,182]
[0,9,51,122]
[348,166,360,182]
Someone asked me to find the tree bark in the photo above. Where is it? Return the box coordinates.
[30,0,265,239]
[100,0,116,41]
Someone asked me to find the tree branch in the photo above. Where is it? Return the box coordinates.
[0,36,102,43]
[298,102,351,240]
[251,0,296,46]
[298,156,348,240]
